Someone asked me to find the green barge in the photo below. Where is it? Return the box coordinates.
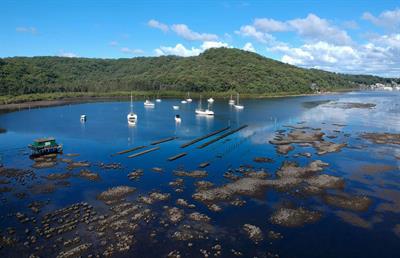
[28,137,63,156]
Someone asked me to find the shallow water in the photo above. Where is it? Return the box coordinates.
[0,91,399,257]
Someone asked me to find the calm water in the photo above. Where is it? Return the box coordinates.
[0,91,399,257]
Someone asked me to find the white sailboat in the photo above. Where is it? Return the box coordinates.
[80,115,87,122]
[155,92,161,102]
[144,97,155,107]
[173,105,180,110]
[181,100,187,104]
[186,92,192,102]
[229,94,235,105]
[233,93,244,109]
[127,93,137,125]
[195,95,214,116]
[207,97,214,103]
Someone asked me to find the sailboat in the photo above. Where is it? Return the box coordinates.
[195,95,214,116]
[186,92,193,102]
[155,90,161,102]
[144,96,155,107]
[207,97,214,103]
[229,94,235,105]
[127,93,137,125]
[233,93,244,109]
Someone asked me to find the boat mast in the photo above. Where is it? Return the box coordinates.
[130,92,133,113]
[237,93,240,105]
[199,95,202,109]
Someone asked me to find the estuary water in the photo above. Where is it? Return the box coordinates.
[0,91,399,258]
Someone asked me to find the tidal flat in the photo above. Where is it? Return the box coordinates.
[0,91,399,258]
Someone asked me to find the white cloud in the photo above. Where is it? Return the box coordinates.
[109,41,118,46]
[155,41,231,57]
[155,44,202,57]
[243,42,256,52]
[235,25,275,44]
[148,19,169,32]
[120,47,144,55]
[363,8,400,31]
[269,34,400,77]
[171,24,218,41]
[238,14,352,45]
[287,14,352,45]
[58,50,78,58]
[16,26,37,34]
[254,18,289,32]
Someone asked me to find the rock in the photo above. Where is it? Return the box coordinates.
[253,157,274,163]
[77,170,100,181]
[195,181,214,190]
[174,170,208,178]
[323,194,372,212]
[152,167,163,172]
[193,177,301,203]
[306,174,345,189]
[207,204,222,212]
[335,211,372,229]
[169,178,184,187]
[176,198,196,209]
[270,207,322,227]
[267,230,283,240]
[243,224,263,243]
[276,144,294,154]
[276,160,329,178]
[44,172,72,180]
[97,186,136,202]
[32,161,56,169]
[128,169,143,180]
[56,243,92,258]
[313,141,347,155]
[361,132,400,145]
[188,212,210,223]
[166,207,184,224]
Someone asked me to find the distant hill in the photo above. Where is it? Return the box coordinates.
[0,47,392,96]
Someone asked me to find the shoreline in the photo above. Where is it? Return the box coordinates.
[0,90,355,114]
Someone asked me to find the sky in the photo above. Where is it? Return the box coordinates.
[1,0,400,77]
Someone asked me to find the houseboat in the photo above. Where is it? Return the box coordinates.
[28,137,63,156]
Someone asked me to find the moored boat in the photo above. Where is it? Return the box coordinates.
[186,92,192,102]
[144,99,155,107]
[234,93,244,109]
[29,137,62,156]
[195,95,214,116]
[127,92,137,125]
[229,94,235,105]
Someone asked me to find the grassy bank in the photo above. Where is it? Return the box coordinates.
[0,88,355,106]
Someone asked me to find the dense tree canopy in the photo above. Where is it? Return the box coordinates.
[0,48,392,96]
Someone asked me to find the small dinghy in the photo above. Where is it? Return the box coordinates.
[175,114,181,123]
[144,99,155,107]
[80,115,87,122]
[173,105,180,110]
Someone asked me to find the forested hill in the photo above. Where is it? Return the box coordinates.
[0,48,391,96]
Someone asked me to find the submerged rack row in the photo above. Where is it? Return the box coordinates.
[150,136,178,145]
[127,147,160,158]
[197,125,248,149]
[111,145,146,156]
[167,152,187,161]
[180,126,230,148]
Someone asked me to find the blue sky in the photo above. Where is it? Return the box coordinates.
[1,0,399,76]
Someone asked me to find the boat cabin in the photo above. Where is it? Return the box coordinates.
[29,137,62,156]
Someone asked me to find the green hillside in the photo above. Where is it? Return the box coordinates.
[0,47,391,96]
